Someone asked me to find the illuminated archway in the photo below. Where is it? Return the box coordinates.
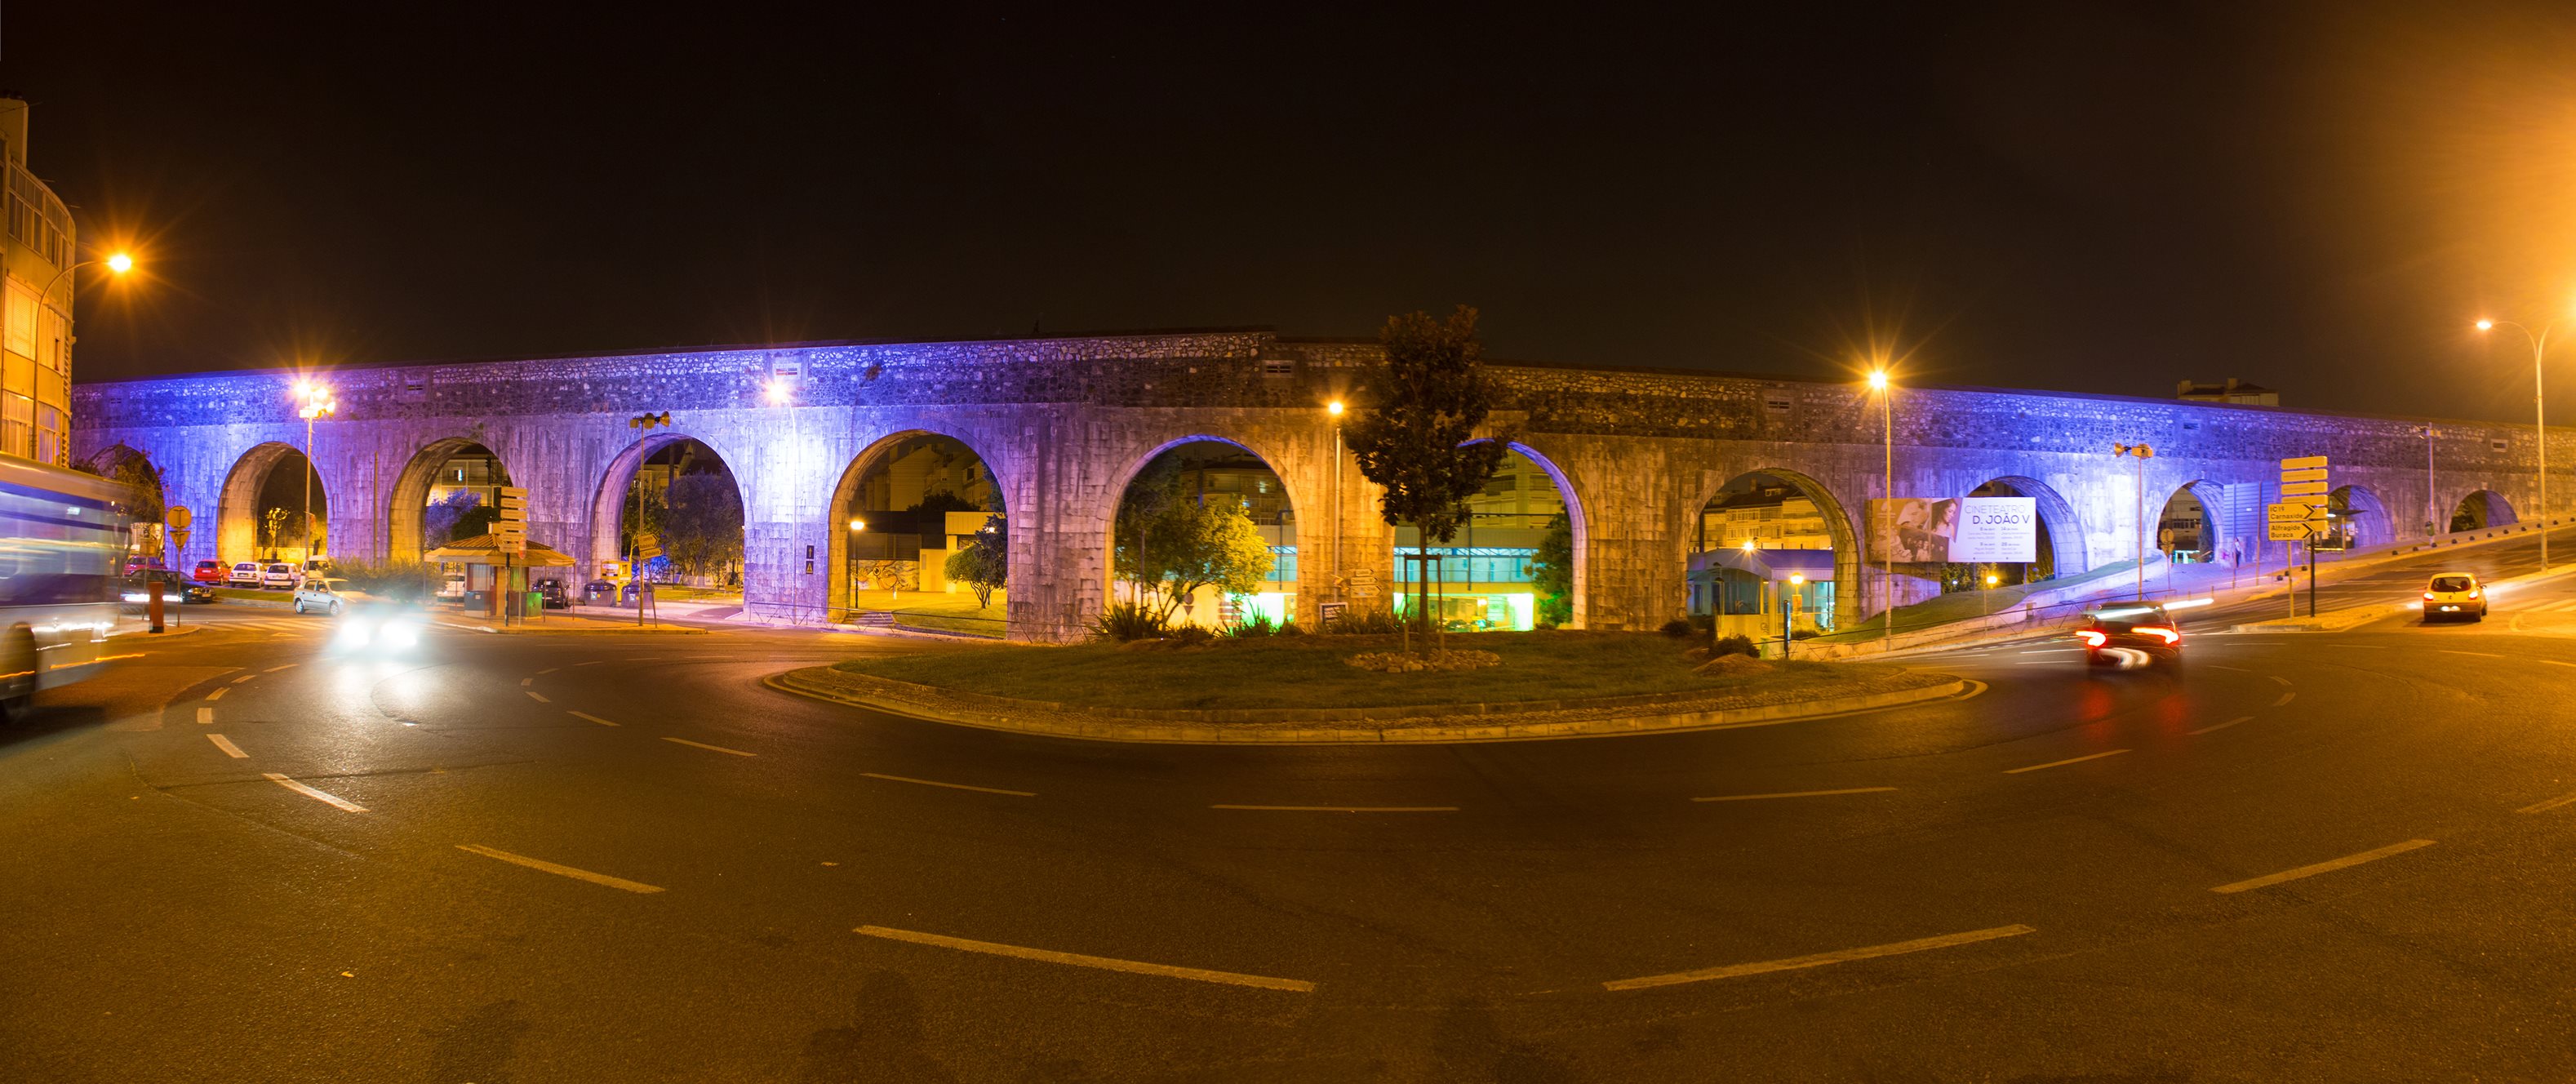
[827,431,1007,631]
[1102,437,1297,632]
[588,433,746,589]
[388,438,517,563]
[216,442,328,565]
[1684,468,1860,633]
[2330,484,2391,549]
[2452,489,2516,531]
[1965,475,2085,583]
[2155,482,2218,561]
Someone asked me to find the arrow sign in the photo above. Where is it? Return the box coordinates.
[2280,468,2329,483]
[2268,502,2330,521]
[2281,481,2330,496]
[2267,522,2317,540]
[2281,455,2328,470]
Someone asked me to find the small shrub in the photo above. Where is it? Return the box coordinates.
[1166,624,1215,646]
[1659,618,1694,638]
[1274,619,1306,637]
[1712,633,1758,658]
[1323,608,1405,635]
[1790,629,1819,641]
[1227,611,1279,638]
[1090,601,1166,642]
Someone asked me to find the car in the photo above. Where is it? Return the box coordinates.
[292,576,357,615]
[2076,603,2183,668]
[229,561,264,588]
[193,560,229,584]
[261,562,298,589]
[2423,571,2488,621]
[438,569,467,598]
[121,570,204,606]
[303,558,330,575]
[535,579,571,610]
[123,558,166,576]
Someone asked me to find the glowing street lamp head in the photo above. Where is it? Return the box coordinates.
[765,378,793,406]
[1326,400,1345,417]
[1985,573,2000,587]
[2477,319,2495,331]
[847,518,867,532]
[1867,370,1890,392]
[1789,573,1806,587]
[1739,539,1757,553]
[104,252,133,274]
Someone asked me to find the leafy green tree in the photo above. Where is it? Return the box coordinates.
[944,513,1007,610]
[661,469,745,578]
[907,490,980,516]
[1113,460,1273,625]
[1530,512,1573,626]
[423,491,491,547]
[84,447,166,524]
[1343,305,1510,646]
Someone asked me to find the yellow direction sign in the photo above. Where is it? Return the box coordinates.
[2281,468,2329,483]
[2281,481,2330,496]
[2281,455,2328,471]
[2267,522,2316,541]
[2268,502,2330,522]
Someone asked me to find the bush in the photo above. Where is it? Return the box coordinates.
[330,558,445,602]
[1275,619,1306,637]
[1090,601,1166,642]
[1791,629,1819,641]
[1226,611,1279,638]
[1166,624,1215,646]
[1712,633,1758,658]
[1659,618,1694,638]
[1322,607,1405,635]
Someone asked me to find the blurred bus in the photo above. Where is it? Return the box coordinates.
[0,457,131,717]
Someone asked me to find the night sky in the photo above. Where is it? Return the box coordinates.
[18,3,2576,424]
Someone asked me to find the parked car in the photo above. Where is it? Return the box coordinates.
[293,577,358,615]
[303,558,330,575]
[123,558,166,576]
[229,562,264,588]
[535,579,571,610]
[193,560,229,584]
[439,569,467,598]
[261,562,299,589]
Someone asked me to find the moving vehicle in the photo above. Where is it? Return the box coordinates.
[260,562,297,589]
[2423,572,2488,622]
[122,570,215,606]
[193,559,228,584]
[229,562,264,588]
[0,457,132,717]
[2077,603,2183,668]
[292,577,357,615]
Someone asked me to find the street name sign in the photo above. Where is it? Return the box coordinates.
[2280,481,2330,496]
[2267,522,2317,540]
[2280,455,2328,471]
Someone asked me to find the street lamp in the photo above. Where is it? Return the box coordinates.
[1983,571,2000,616]
[293,380,336,565]
[37,250,135,315]
[1866,369,1894,644]
[2476,318,2557,571]
[1327,399,1346,615]
[2113,442,2155,599]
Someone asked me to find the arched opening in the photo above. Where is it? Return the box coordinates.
[827,432,1006,634]
[1106,438,1291,632]
[86,444,168,569]
[2453,489,2516,531]
[2329,484,2391,549]
[1687,469,1856,638]
[389,438,515,563]
[2156,482,2216,562]
[1383,442,1579,632]
[217,442,327,567]
[593,435,744,592]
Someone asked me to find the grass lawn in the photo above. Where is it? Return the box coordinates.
[648,584,743,602]
[850,588,1006,638]
[837,629,1925,711]
[1807,557,2147,643]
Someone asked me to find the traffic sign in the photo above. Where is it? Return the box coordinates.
[2280,481,2329,496]
[2280,468,2329,484]
[2267,522,2316,540]
[2267,502,2329,522]
[2280,455,2328,471]
[167,504,193,530]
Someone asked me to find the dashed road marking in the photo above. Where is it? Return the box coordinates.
[261,772,368,813]
[854,925,1313,993]
[569,711,620,727]
[205,686,228,701]
[2516,791,2576,815]
[194,707,214,725]
[207,734,247,758]
[2206,665,2254,673]
[230,673,257,684]
[1601,924,2037,992]
[2004,749,2130,775]
[265,664,296,673]
[1693,788,1898,803]
[2269,676,2293,686]
[864,771,1031,797]
[661,736,755,757]
[1210,804,1456,812]
[456,844,664,894]
[2187,716,2255,735]
[2210,839,2436,894]
[525,691,550,703]
[520,678,534,686]
[537,667,559,675]
[2440,650,2506,659]
[2273,691,2295,707]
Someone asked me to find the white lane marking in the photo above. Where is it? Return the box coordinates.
[571,660,603,667]
[1210,804,1456,812]
[2440,650,2505,659]
[205,686,228,701]
[2210,839,2436,894]
[519,678,533,686]
[455,843,664,894]
[2515,791,2576,815]
[661,736,755,757]
[2206,665,2254,673]
[538,667,559,675]
[2540,660,2576,669]
[2187,716,2256,735]
[864,771,1033,797]
[2003,749,2131,775]
[2268,676,2293,686]
[569,711,620,727]
[230,673,257,684]
[525,691,551,703]
[2273,691,2296,707]
[854,925,1312,993]
[1602,924,2037,992]
[207,734,247,758]
[194,707,214,725]
[264,664,296,673]
[260,772,368,813]
[1693,787,1899,803]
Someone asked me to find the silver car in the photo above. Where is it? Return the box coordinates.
[292,577,355,615]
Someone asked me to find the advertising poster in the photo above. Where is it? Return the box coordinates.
[1869,497,1961,562]
[1869,495,2037,562]
[1951,496,2037,562]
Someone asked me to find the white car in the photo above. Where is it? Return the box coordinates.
[261,562,298,589]
[292,577,354,615]
[229,561,264,588]
[2423,571,2488,622]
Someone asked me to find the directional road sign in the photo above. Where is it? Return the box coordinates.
[2268,522,2317,541]
[2280,455,2329,471]
[2281,481,2330,496]
[2268,502,2330,522]
[2280,468,2329,484]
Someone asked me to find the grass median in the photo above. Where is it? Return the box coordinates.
[834,629,1942,712]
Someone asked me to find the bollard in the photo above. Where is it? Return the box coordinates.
[148,590,165,634]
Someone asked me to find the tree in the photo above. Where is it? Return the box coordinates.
[1530,512,1573,626]
[907,490,979,517]
[1343,305,1510,647]
[661,469,745,578]
[260,507,298,556]
[1113,460,1273,625]
[422,491,486,547]
[944,513,1007,610]
[86,448,165,524]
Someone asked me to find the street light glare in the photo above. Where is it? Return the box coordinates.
[847,518,867,532]
[105,252,133,274]
[1326,400,1344,416]
[1867,370,1890,392]
[2477,319,2495,331]
[765,379,792,405]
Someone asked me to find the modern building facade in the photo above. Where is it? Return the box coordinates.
[0,99,78,465]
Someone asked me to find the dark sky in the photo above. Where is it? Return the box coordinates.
[18,3,2576,423]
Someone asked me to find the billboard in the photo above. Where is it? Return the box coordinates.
[1869,496,2036,563]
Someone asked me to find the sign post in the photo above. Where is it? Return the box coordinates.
[495,487,528,626]
[2273,457,2330,616]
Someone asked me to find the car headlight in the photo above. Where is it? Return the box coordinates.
[335,619,377,649]
[380,621,420,649]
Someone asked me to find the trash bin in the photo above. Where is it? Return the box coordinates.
[523,591,544,618]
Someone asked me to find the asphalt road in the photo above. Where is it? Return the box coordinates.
[7,590,2576,1082]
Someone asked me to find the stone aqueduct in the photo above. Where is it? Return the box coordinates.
[69,330,2555,641]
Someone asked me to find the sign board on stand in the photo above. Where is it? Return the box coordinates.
[495,486,529,555]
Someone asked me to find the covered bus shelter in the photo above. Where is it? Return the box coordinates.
[426,533,575,620]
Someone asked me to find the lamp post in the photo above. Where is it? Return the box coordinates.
[2113,442,2155,600]
[1867,369,1893,644]
[1785,571,1805,658]
[35,251,135,318]
[627,411,673,572]
[292,380,336,565]
[1327,399,1345,617]
[2477,318,2557,571]
[2420,425,2438,537]
[1983,571,1999,616]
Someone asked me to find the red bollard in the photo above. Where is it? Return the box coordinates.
[148,591,166,634]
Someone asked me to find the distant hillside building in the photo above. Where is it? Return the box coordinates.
[2177,378,2278,406]
[0,97,78,464]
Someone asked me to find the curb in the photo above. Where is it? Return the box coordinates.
[762,667,1978,745]
[110,622,207,641]
[432,620,711,635]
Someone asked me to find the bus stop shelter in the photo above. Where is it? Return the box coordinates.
[425,533,575,620]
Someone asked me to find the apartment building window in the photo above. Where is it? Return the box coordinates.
[39,303,63,371]
[2,393,31,459]
[34,404,60,464]
[3,280,30,358]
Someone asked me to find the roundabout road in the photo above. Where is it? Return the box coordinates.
[7,603,2576,1081]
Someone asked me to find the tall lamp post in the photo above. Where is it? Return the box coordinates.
[1327,399,1345,617]
[627,411,673,571]
[2113,442,2155,600]
[2477,318,2557,571]
[292,380,336,564]
[1867,369,1894,644]
[2420,425,2438,537]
